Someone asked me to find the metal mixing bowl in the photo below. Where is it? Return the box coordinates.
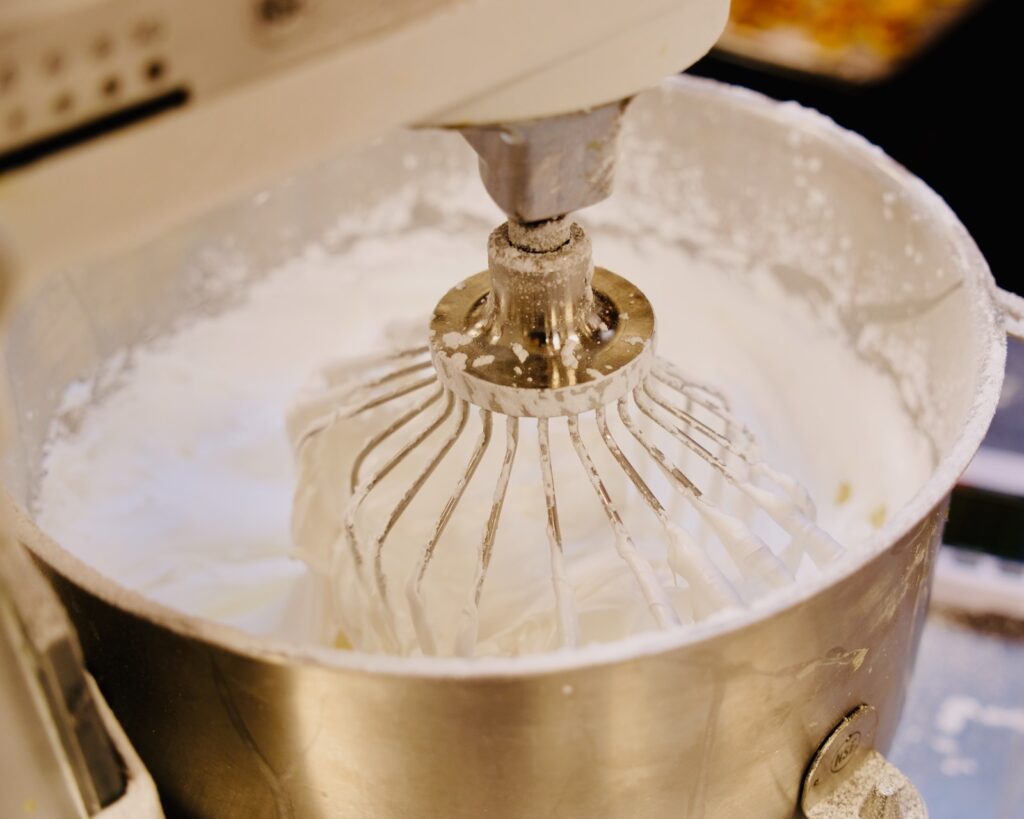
[2,77,1020,818]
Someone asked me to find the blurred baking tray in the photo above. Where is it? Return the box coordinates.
[714,0,991,83]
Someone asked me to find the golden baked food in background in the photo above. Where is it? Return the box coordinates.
[720,0,979,80]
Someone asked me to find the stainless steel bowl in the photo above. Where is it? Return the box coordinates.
[2,77,1020,818]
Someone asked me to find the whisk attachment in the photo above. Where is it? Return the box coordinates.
[289,219,843,657]
[430,220,655,417]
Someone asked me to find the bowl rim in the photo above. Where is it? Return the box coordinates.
[11,74,1008,680]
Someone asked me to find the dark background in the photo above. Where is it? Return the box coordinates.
[688,0,1019,297]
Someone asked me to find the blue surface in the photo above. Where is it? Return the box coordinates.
[891,610,1024,819]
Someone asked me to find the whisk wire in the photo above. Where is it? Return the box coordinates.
[350,385,445,492]
[642,376,841,568]
[372,399,470,601]
[455,415,520,657]
[596,407,741,615]
[539,418,581,649]
[407,408,493,655]
[568,415,680,630]
[624,389,795,590]
[344,389,456,573]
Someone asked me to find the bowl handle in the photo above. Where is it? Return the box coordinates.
[800,704,928,819]
[997,286,1024,341]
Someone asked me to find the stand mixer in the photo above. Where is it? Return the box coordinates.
[3,1,1021,817]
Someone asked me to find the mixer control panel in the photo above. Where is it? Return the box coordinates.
[0,0,460,173]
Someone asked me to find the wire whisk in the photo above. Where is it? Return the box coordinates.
[289,219,842,657]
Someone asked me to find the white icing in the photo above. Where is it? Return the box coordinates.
[34,198,932,658]
[442,331,473,349]
[560,337,581,369]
